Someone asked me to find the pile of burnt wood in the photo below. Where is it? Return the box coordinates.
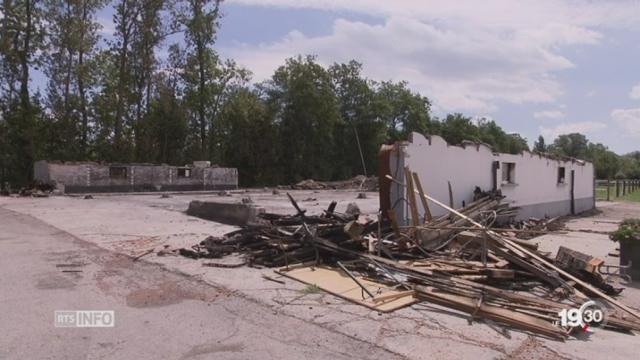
[177,192,640,340]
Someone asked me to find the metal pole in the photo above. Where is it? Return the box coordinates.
[352,124,367,178]
[337,261,375,299]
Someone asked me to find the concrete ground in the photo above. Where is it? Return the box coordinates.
[1,190,639,359]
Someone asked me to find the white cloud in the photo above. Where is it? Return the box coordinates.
[539,121,607,139]
[222,0,636,112]
[630,84,640,100]
[533,110,564,119]
[223,18,578,112]
[611,108,640,138]
[229,0,640,31]
[97,17,115,36]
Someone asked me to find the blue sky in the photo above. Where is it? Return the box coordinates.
[214,0,640,154]
[52,1,640,153]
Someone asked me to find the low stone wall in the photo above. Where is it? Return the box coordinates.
[186,201,265,226]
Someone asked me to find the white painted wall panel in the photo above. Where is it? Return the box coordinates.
[391,132,594,222]
[397,133,494,221]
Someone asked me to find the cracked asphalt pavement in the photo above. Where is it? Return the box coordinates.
[2,194,639,360]
[0,207,405,360]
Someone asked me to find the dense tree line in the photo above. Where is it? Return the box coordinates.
[0,1,636,188]
[533,133,640,180]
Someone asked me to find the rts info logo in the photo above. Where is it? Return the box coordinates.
[54,310,115,328]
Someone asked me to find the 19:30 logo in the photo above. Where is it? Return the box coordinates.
[557,300,608,331]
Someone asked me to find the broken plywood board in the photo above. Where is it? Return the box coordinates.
[277,266,418,312]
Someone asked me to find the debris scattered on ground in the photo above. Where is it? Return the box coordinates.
[272,189,280,195]
[176,172,640,340]
[357,192,367,199]
[262,274,286,285]
[55,263,86,268]
[132,249,155,261]
[218,190,232,197]
[500,217,562,239]
[84,195,94,200]
[345,202,360,217]
[292,179,326,190]
[161,193,171,198]
[13,181,54,197]
[291,175,378,191]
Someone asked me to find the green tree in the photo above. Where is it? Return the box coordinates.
[329,60,385,179]
[375,80,431,141]
[586,143,618,179]
[549,133,589,159]
[504,133,529,154]
[438,113,479,145]
[264,55,342,182]
[215,86,278,186]
[109,0,140,161]
[476,118,528,153]
[137,74,188,164]
[131,0,165,160]
[0,0,46,185]
[44,0,106,160]
[178,0,218,159]
[533,135,546,153]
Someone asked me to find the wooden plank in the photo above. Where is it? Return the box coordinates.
[415,286,567,340]
[384,174,640,321]
[276,266,418,312]
[404,167,420,227]
[371,290,416,303]
[386,209,402,238]
[411,172,432,222]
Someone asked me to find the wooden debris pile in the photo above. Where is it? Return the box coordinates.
[290,175,378,191]
[178,195,377,266]
[177,174,640,340]
[498,216,563,239]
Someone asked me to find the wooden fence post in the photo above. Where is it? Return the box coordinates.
[607,179,611,201]
[616,180,620,197]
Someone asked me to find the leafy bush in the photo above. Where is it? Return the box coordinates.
[610,219,640,243]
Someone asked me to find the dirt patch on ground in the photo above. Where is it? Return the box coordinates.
[126,280,221,308]
[500,336,571,360]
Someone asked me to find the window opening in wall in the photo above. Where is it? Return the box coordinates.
[501,162,516,184]
[177,168,191,178]
[109,166,128,179]
[558,167,566,184]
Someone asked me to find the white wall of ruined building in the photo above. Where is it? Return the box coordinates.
[496,152,594,208]
[393,132,594,222]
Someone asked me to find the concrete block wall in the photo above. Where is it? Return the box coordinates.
[34,161,238,193]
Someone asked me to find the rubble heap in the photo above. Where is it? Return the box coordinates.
[177,176,640,340]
